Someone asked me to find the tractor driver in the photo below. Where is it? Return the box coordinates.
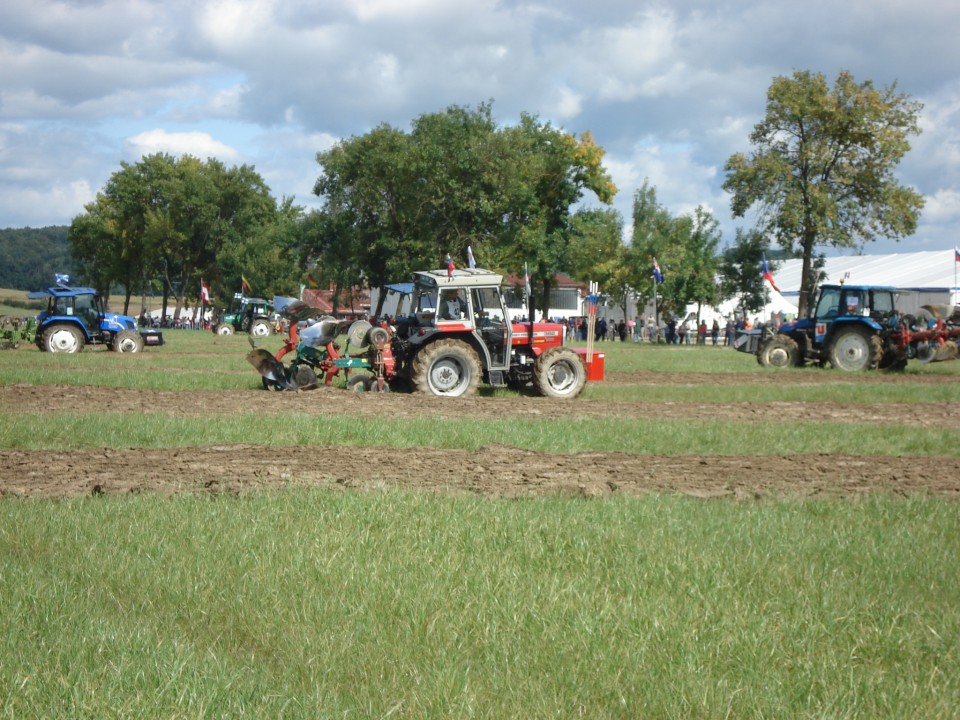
[439,288,467,321]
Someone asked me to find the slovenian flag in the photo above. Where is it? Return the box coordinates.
[762,255,780,292]
[652,258,663,284]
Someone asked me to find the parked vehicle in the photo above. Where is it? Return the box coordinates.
[213,295,273,337]
[29,285,163,353]
[736,283,959,370]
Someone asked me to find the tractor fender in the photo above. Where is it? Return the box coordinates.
[38,317,92,341]
[406,328,492,371]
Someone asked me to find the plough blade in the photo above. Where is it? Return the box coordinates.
[247,349,297,390]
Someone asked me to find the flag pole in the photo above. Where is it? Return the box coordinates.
[586,282,597,362]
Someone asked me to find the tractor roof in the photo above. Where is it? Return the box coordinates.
[413,268,503,289]
[26,285,97,299]
[820,283,899,292]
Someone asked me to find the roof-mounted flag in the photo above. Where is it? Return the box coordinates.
[467,245,476,269]
[241,274,251,294]
[55,273,70,285]
[446,254,455,279]
[955,245,960,262]
[761,255,780,293]
[652,258,663,284]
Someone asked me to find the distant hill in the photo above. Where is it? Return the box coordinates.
[0,226,72,290]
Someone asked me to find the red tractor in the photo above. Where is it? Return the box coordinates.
[248,268,603,398]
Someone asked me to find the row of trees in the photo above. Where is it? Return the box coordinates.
[67,70,924,322]
[68,154,302,317]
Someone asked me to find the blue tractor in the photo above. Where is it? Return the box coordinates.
[743,283,907,371]
[29,285,163,354]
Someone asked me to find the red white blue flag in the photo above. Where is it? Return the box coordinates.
[762,255,780,292]
[446,254,455,278]
[955,245,960,262]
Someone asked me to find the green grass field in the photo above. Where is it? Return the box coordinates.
[1,330,958,718]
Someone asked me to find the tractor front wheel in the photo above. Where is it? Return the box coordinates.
[412,339,481,397]
[215,323,234,336]
[533,347,587,398]
[42,324,84,353]
[829,326,881,371]
[112,329,144,353]
[757,334,800,368]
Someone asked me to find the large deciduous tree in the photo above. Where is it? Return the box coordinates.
[723,70,924,316]
[311,103,617,318]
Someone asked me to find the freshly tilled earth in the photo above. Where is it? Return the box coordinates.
[1,369,957,500]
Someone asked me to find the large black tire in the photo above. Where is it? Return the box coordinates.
[42,324,85,354]
[757,334,800,368]
[250,318,272,337]
[829,326,881,371]
[412,339,481,397]
[215,323,234,336]
[112,329,144,353]
[533,347,587,399]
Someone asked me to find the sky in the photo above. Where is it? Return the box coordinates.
[1,0,958,257]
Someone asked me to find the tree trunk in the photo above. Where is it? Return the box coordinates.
[798,231,817,318]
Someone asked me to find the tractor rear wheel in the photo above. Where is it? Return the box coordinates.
[412,339,481,397]
[250,319,272,337]
[757,334,800,368]
[829,326,881,371]
[42,324,84,353]
[112,329,144,353]
[215,323,234,336]
[533,347,587,398]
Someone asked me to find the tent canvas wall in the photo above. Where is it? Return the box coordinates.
[771,249,958,314]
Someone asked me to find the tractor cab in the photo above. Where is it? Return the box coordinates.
[400,269,514,373]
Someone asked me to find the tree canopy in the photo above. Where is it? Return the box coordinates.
[309,103,617,317]
[723,70,924,315]
[69,154,298,317]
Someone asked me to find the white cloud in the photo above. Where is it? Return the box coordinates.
[0,0,957,258]
[124,129,241,162]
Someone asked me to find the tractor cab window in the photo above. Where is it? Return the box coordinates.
[843,290,867,317]
[870,290,895,319]
[412,287,437,325]
[73,294,100,332]
[814,287,841,321]
[438,288,470,323]
[472,287,509,367]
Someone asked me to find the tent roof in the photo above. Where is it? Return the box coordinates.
[772,249,958,295]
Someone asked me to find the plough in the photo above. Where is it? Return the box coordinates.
[0,316,36,350]
[246,301,394,391]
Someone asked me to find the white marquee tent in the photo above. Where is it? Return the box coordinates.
[771,249,959,315]
[684,248,958,326]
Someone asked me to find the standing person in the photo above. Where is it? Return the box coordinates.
[647,315,656,343]
[598,317,607,341]
[678,320,689,345]
[711,319,720,345]
[698,320,707,345]
[666,318,677,345]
